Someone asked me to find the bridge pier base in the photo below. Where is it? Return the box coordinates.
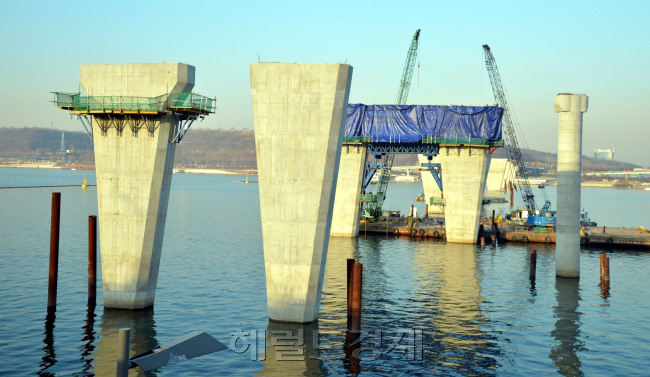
[439,146,490,243]
[251,63,353,323]
[331,143,367,237]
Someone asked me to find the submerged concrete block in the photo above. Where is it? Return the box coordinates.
[331,144,367,237]
[439,146,490,243]
[251,63,352,323]
[81,63,194,309]
[555,93,588,278]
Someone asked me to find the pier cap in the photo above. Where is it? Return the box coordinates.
[554,93,588,113]
[80,63,195,97]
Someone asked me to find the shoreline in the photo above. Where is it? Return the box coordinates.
[0,164,257,175]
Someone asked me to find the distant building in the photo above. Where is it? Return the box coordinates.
[594,148,614,160]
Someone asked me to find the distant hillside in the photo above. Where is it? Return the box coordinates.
[0,127,641,171]
[175,128,256,169]
[490,147,640,171]
[0,127,94,162]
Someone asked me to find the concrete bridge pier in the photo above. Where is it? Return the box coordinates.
[438,146,490,243]
[485,157,510,192]
[330,143,367,237]
[554,93,588,278]
[81,63,196,309]
[251,63,353,323]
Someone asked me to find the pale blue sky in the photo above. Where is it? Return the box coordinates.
[1,0,648,166]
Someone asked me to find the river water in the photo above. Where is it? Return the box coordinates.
[0,167,649,376]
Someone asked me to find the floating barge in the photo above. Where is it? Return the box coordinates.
[500,225,650,249]
[359,217,446,239]
[356,216,650,249]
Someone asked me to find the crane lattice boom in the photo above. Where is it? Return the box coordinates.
[482,44,538,214]
[395,29,421,105]
[371,29,421,216]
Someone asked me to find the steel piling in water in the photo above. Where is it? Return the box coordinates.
[347,258,354,327]
[600,253,610,282]
[530,250,537,280]
[350,263,363,332]
[599,252,611,298]
[47,192,61,312]
[116,328,131,377]
[88,215,97,300]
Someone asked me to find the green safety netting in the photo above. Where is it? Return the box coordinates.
[421,136,504,146]
[343,135,503,146]
[53,92,215,113]
[168,92,216,113]
[429,197,445,205]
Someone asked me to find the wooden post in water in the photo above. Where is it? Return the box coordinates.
[88,215,97,300]
[47,192,61,312]
[599,253,606,280]
[530,250,537,280]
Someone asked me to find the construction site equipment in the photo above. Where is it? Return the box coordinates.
[482,44,549,217]
[362,29,421,218]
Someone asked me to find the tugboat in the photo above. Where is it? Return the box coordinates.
[580,209,597,226]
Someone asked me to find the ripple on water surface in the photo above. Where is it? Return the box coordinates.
[1,169,650,376]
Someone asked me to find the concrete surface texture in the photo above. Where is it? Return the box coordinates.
[485,157,509,192]
[438,146,490,243]
[417,154,444,215]
[80,63,194,97]
[330,144,367,237]
[251,63,353,323]
[554,93,588,278]
[81,63,194,309]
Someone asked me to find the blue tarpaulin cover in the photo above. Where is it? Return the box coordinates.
[345,104,503,142]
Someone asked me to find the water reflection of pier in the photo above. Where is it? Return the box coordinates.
[551,278,584,376]
[93,309,159,376]
[414,242,499,374]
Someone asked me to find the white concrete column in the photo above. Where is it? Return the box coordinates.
[417,154,444,215]
[438,146,490,243]
[554,93,588,278]
[485,157,508,192]
[251,63,353,323]
[330,143,367,237]
[81,63,195,309]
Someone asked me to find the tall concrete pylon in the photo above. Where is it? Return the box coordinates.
[554,93,588,278]
[438,146,490,243]
[250,63,353,323]
[78,63,198,309]
[330,143,367,237]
